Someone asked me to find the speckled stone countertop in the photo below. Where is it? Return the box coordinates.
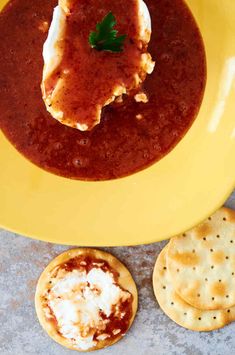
[1,193,235,355]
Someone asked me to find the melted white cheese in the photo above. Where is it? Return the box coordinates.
[42,0,155,130]
[46,267,131,350]
[42,5,66,84]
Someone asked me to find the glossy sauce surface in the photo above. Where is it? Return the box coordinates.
[0,0,206,180]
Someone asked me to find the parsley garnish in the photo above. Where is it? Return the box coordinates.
[89,12,126,53]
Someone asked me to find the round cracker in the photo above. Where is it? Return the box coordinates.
[153,245,235,331]
[167,207,235,310]
[35,248,138,352]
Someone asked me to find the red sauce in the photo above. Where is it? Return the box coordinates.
[60,255,120,279]
[0,0,206,180]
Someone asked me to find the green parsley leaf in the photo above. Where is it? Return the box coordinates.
[89,12,126,53]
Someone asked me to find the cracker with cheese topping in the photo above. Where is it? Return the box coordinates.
[35,248,138,351]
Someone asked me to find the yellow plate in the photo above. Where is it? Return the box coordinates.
[1,0,235,246]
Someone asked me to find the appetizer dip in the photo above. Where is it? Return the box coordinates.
[42,0,155,130]
[0,0,206,180]
[35,249,138,351]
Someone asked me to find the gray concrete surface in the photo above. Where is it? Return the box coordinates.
[1,192,235,355]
